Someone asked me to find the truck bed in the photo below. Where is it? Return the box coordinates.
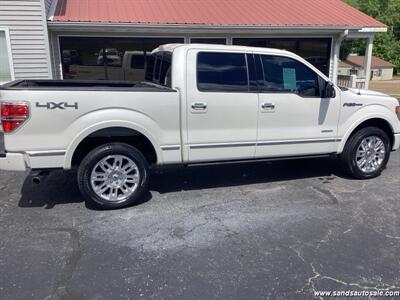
[0,80,175,92]
[0,78,181,167]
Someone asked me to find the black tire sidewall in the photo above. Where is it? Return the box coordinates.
[344,127,390,179]
[78,143,149,209]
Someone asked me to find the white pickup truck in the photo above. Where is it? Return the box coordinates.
[1,44,399,209]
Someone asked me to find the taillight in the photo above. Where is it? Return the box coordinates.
[1,102,29,133]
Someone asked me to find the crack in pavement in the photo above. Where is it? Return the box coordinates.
[171,221,209,239]
[287,220,400,299]
[310,186,339,205]
[291,230,400,300]
[45,227,82,300]
[351,203,400,242]
[368,226,400,241]
[300,262,400,299]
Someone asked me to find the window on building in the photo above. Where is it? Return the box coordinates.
[190,38,227,45]
[197,52,248,92]
[259,55,320,97]
[349,68,358,76]
[297,39,331,76]
[59,37,184,81]
[233,38,268,48]
[130,54,145,69]
[268,39,297,53]
[0,30,13,82]
[233,38,331,76]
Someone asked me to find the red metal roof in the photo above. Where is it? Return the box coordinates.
[346,56,395,68]
[52,0,385,28]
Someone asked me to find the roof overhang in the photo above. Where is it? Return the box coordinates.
[47,21,387,36]
[359,27,387,33]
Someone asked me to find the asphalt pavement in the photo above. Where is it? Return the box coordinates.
[1,135,400,299]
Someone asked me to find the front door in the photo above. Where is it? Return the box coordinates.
[185,50,258,162]
[254,54,341,158]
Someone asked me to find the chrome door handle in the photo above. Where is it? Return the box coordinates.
[191,102,207,110]
[261,102,275,110]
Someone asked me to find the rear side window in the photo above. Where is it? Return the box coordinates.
[154,56,161,81]
[145,52,172,87]
[259,55,320,97]
[159,53,172,85]
[197,52,248,92]
[145,55,155,81]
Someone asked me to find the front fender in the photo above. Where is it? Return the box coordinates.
[337,104,399,153]
[63,108,164,168]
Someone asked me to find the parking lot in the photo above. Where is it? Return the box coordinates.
[1,138,400,299]
[370,80,400,99]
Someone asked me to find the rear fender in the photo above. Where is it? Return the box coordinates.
[64,109,162,169]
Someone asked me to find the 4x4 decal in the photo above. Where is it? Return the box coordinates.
[36,102,78,110]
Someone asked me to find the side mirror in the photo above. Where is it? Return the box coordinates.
[324,81,336,98]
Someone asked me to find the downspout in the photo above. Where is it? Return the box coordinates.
[332,30,348,84]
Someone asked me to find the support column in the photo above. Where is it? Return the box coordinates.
[364,35,374,90]
[332,31,347,84]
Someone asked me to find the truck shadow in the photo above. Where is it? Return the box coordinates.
[18,157,347,209]
[19,170,84,209]
[150,157,347,193]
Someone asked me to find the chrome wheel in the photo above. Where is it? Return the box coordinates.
[90,155,140,202]
[355,136,386,173]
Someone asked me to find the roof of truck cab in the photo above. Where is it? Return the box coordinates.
[153,43,293,56]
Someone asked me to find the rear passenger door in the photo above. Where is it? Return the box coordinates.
[185,50,258,162]
[254,54,341,157]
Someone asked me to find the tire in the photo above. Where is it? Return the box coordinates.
[341,126,391,179]
[78,143,149,209]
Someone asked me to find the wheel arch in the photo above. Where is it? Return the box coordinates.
[338,116,394,153]
[65,121,162,169]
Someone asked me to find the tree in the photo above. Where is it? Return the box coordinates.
[342,0,400,74]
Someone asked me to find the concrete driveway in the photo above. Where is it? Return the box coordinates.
[1,141,400,299]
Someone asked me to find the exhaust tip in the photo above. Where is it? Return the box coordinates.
[32,177,41,185]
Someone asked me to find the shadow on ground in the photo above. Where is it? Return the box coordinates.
[18,156,348,209]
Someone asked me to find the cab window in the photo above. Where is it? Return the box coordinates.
[197,52,248,92]
[259,55,321,97]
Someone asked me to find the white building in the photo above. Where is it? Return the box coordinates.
[0,0,387,89]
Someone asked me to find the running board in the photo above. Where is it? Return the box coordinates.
[185,153,337,167]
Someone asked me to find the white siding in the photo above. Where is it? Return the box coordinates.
[0,0,51,79]
[44,0,52,15]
